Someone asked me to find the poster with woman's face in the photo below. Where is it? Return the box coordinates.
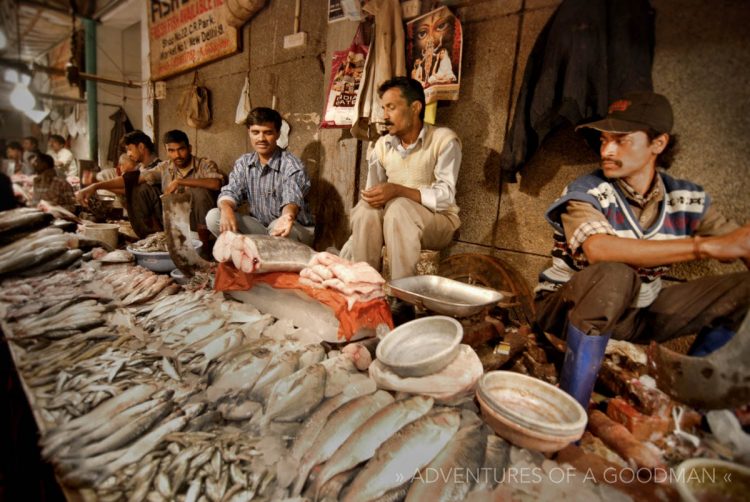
[406,6,462,104]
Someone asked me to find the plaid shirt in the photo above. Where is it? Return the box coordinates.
[32,169,76,212]
[218,148,313,227]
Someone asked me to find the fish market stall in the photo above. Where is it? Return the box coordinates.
[1,207,748,502]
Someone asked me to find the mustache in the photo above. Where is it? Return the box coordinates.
[601,158,622,167]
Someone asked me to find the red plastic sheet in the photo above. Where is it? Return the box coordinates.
[214,262,393,342]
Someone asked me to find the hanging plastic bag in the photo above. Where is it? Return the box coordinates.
[180,72,212,129]
[321,24,370,128]
[235,73,253,125]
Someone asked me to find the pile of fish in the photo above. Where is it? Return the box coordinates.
[1,259,625,501]
[129,231,170,253]
[0,207,53,237]
[299,252,386,309]
[0,227,80,277]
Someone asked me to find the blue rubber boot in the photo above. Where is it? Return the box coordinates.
[559,323,611,409]
[688,326,735,357]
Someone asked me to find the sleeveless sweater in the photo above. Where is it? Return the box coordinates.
[536,170,709,307]
[374,124,460,213]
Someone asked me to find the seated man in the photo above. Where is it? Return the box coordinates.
[77,130,223,238]
[22,136,41,174]
[4,141,28,176]
[31,153,76,212]
[206,107,314,245]
[47,134,78,179]
[348,76,461,280]
[534,91,750,406]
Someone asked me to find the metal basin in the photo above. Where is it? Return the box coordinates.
[127,240,202,273]
[478,371,587,439]
[387,275,504,317]
[376,316,463,377]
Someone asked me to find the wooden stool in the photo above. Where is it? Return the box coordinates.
[381,247,441,281]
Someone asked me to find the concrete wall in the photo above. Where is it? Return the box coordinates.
[155,0,750,290]
[95,21,143,167]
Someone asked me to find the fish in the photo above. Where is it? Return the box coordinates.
[341,408,461,502]
[42,384,158,453]
[470,434,510,494]
[404,415,489,501]
[0,207,52,234]
[213,231,315,273]
[206,346,273,401]
[313,395,434,495]
[248,349,300,402]
[291,390,395,496]
[260,363,327,428]
[0,243,69,276]
[18,249,83,277]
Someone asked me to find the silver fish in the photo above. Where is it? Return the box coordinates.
[291,390,395,496]
[404,416,489,501]
[342,408,461,502]
[260,363,327,428]
[314,395,434,494]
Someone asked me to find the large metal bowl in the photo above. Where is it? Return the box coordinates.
[387,275,504,317]
[127,240,202,273]
[376,316,463,377]
[478,371,587,438]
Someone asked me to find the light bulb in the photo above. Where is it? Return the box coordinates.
[10,83,36,112]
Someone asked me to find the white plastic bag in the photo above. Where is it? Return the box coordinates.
[235,74,253,125]
[369,344,483,403]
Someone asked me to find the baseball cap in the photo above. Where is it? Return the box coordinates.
[576,91,673,134]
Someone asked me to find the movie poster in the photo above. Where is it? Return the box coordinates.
[406,6,462,104]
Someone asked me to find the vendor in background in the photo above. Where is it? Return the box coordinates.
[31,153,76,212]
[534,91,750,407]
[345,76,461,280]
[4,142,27,176]
[77,130,223,238]
[47,134,78,179]
[122,130,161,172]
[22,136,41,174]
[206,107,314,245]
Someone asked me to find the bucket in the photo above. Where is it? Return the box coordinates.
[82,223,119,249]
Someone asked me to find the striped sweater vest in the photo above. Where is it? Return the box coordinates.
[536,170,709,307]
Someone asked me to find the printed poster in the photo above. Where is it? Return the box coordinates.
[406,6,463,104]
[148,0,239,80]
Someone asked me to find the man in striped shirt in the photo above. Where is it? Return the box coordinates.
[534,92,750,406]
[206,107,314,245]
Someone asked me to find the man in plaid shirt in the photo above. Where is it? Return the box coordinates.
[206,107,314,245]
[31,153,76,212]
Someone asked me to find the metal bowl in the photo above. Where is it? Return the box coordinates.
[673,458,750,502]
[376,316,463,377]
[478,371,587,438]
[387,275,504,317]
[127,240,202,273]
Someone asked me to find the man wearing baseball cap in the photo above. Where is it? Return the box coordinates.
[533,91,750,407]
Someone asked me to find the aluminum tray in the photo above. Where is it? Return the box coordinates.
[387,275,504,317]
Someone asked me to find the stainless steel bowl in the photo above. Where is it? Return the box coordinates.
[376,316,463,377]
[127,240,202,273]
[387,275,504,317]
